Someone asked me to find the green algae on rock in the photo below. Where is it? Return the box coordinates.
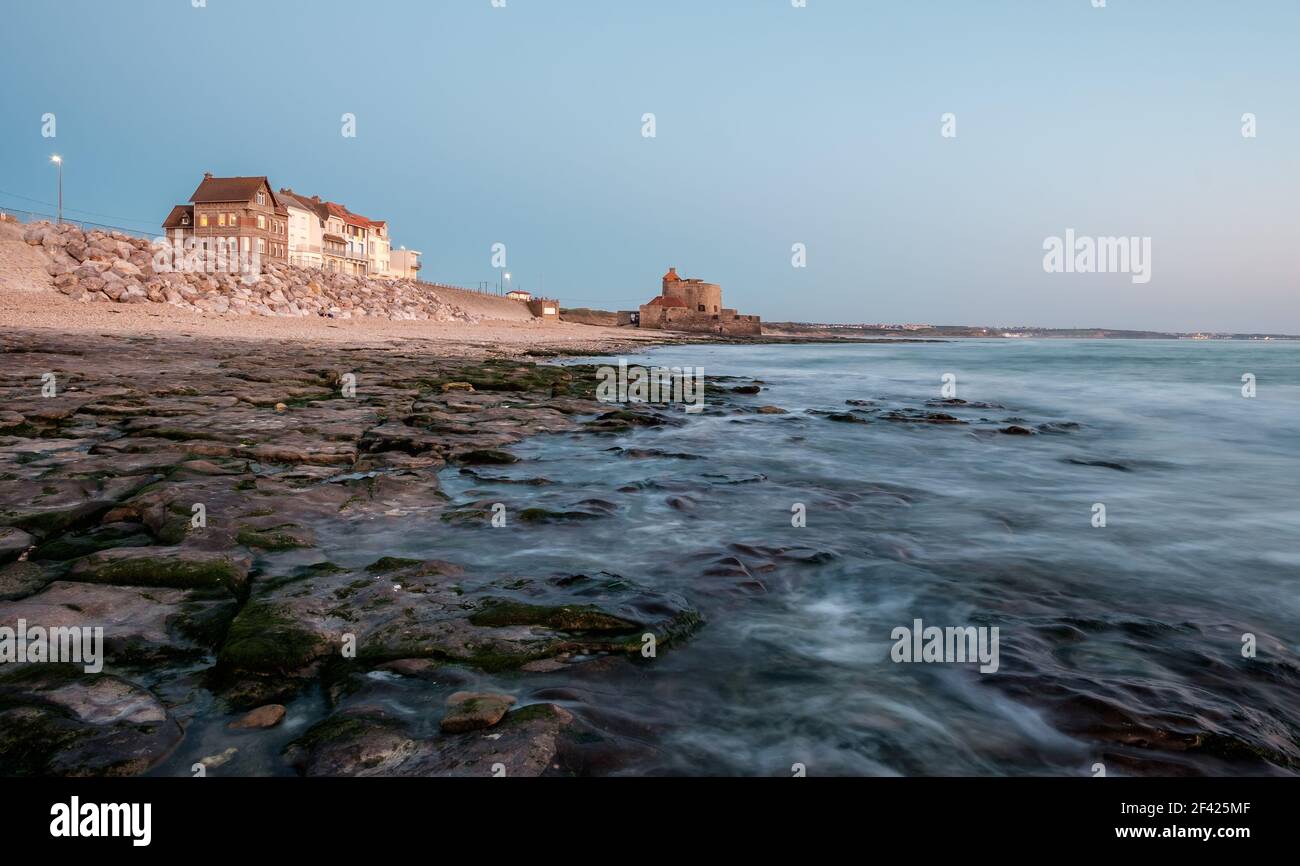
[468,598,638,633]
[65,548,250,595]
[216,601,333,675]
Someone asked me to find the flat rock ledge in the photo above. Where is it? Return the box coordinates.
[0,333,733,776]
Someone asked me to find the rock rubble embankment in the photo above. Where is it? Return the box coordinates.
[21,221,480,322]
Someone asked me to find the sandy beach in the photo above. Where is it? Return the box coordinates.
[0,220,685,358]
[0,290,668,357]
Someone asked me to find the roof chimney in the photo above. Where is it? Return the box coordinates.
[203,171,214,179]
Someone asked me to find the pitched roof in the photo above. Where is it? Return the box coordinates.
[189,175,278,206]
[276,190,311,211]
[161,204,194,229]
[326,202,374,229]
[662,267,680,282]
[279,188,330,221]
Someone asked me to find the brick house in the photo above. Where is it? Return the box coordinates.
[161,174,289,263]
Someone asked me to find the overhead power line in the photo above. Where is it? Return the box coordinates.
[0,189,158,227]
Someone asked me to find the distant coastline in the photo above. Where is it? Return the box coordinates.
[563,309,1298,342]
[761,323,1300,341]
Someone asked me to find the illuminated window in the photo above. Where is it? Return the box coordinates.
[257,215,266,229]
[199,214,209,227]
[218,213,226,227]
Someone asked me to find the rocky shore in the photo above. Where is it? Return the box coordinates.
[0,330,750,776]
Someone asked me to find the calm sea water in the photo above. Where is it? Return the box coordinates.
[222,339,1300,777]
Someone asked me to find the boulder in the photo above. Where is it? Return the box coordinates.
[110,259,143,279]
[439,692,516,733]
[0,670,182,777]
[0,527,34,564]
[228,704,287,730]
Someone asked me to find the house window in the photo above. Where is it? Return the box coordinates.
[257,238,266,254]
[698,304,705,312]
[257,191,266,206]
[242,237,250,251]
[199,214,209,227]
[181,216,190,225]
[229,213,237,227]
[257,215,266,229]
[218,213,226,227]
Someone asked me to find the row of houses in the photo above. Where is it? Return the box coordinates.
[161,173,422,279]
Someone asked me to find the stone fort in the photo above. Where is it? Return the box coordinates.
[623,267,761,335]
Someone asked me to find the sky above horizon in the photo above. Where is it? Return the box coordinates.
[2,0,1296,332]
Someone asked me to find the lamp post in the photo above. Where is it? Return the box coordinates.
[50,155,62,225]
[503,272,511,296]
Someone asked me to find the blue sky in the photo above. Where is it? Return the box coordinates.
[2,0,1296,331]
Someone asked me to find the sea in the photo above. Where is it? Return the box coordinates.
[498,339,1298,775]
[167,339,1300,776]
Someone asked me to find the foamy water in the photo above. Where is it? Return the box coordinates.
[233,339,1300,776]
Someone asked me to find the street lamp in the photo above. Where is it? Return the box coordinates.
[50,155,62,225]
[503,272,512,295]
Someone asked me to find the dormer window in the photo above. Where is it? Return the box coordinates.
[257,191,266,206]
